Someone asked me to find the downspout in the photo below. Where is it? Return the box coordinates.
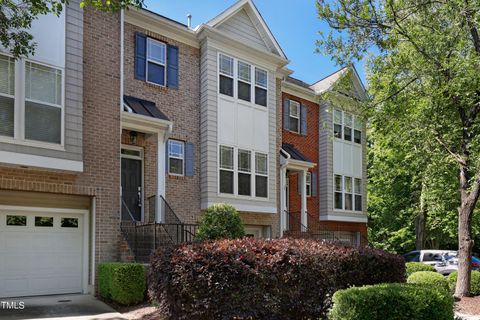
[280,149,290,237]
[119,9,124,217]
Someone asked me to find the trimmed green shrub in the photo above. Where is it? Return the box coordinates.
[149,238,405,320]
[407,271,449,291]
[195,203,245,240]
[329,283,454,320]
[405,262,436,277]
[98,262,145,305]
[447,270,480,295]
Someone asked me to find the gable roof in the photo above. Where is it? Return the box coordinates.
[309,65,367,100]
[206,0,287,60]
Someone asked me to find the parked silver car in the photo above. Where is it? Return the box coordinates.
[403,250,458,275]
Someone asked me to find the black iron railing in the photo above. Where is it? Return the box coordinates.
[121,195,198,262]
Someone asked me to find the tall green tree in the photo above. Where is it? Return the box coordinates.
[0,0,143,58]
[316,0,480,297]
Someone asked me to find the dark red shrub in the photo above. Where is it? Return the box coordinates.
[149,238,405,320]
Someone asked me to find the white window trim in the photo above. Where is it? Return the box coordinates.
[354,177,363,212]
[237,149,252,196]
[217,52,268,108]
[218,144,269,199]
[168,139,185,176]
[288,100,301,134]
[333,174,363,213]
[0,52,65,149]
[333,110,362,145]
[254,151,268,199]
[146,38,167,87]
[306,171,312,197]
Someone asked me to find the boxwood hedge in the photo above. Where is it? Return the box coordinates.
[407,271,449,291]
[98,262,145,305]
[405,262,436,277]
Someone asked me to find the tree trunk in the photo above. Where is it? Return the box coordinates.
[454,196,475,298]
[415,182,427,250]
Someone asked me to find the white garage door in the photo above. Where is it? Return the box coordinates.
[0,208,86,298]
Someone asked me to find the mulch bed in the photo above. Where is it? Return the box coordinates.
[456,296,480,315]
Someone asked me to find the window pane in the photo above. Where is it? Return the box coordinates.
[334,124,342,138]
[255,68,267,87]
[169,158,184,175]
[121,148,141,157]
[344,113,353,127]
[169,140,184,158]
[238,61,251,82]
[61,217,79,228]
[289,101,299,117]
[35,216,53,227]
[255,87,267,106]
[219,54,233,76]
[147,39,166,64]
[306,173,311,196]
[334,175,343,192]
[25,62,62,105]
[238,149,251,172]
[334,192,343,209]
[220,146,234,169]
[354,178,362,194]
[219,75,233,96]
[345,177,352,192]
[345,194,353,210]
[220,170,234,194]
[147,62,165,85]
[0,54,14,96]
[354,129,361,144]
[238,81,251,102]
[238,172,251,196]
[6,215,26,226]
[289,117,299,133]
[255,175,268,198]
[334,109,342,124]
[255,153,268,175]
[344,126,352,141]
[354,117,362,130]
[25,101,61,144]
[0,96,14,137]
[355,195,362,211]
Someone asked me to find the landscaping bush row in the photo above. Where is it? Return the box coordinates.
[447,270,480,295]
[405,261,436,277]
[407,271,449,291]
[329,283,454,320]
[148,238,405,320]
[98,262,145,305]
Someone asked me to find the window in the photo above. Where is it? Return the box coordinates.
[238,149,251,196]
[25,61,62,144]
[344,113,353,142]
[404,252,420,262]
[0,53,64,145]
[289,100,300,133]
[333,109,342,138]
[255,152,268,198]
[0,55,15,138]
[306,172,312,197]
[334,175,343,209]
[219,145,234,194]
[354,178,362,211]
[146,38,166,86]
[237,61,251,102]
[354,117,362,144]
[255,67,268,107]
[344,176,353,210]
[6,215,26,226]
[35,216,53,227]
[168,140,184,175]
[219,54,234,97]
[61,217,79,228]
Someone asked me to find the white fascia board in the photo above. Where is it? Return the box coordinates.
[319,213,368,223]
[201,201,277,214]
[282,81,319,103]
[121,112,173,134]
[0,150,83,172]
[125,9,199,48]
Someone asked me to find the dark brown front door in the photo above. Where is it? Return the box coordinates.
[121,158,142,221]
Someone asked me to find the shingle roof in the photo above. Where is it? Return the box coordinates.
[281,143,313,163]
[123,96,170,121]
[285,76,313,90]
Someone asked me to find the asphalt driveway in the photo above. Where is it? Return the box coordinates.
[0,294,126,320]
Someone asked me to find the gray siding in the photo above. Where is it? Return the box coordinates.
[216,9,270,53]
[318,102,333,218]
[0,1,83,162]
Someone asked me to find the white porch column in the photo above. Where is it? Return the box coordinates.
[300,170,308,232]
[156,132,166,223]
[280,167,287,236]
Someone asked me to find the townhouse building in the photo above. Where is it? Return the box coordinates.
[0,0,367,298]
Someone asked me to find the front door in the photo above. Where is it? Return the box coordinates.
[121,156,142,221]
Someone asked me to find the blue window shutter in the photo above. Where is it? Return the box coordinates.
[167,45,179,89]
[185,142,194,177]
[134,32,146,81]
[166,140,169,173]
[283,98,290,131]
[312,172,317,197]
[300,104,307,135]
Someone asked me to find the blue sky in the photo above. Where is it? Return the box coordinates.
[144,0,368,86]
